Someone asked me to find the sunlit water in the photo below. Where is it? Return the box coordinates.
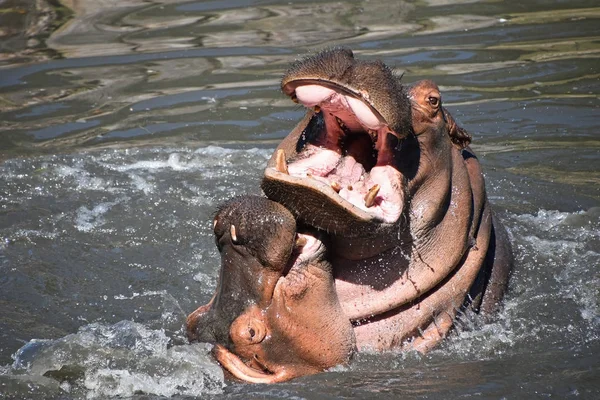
[1,0,599,398]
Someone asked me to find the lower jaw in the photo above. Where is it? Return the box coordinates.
[213,344,282,384]
[262,168,398,237]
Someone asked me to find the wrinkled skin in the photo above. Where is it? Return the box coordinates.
[186,195,355,383]
[261,48,513,352]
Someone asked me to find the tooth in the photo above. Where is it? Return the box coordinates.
[295,235,308,248]
[331,181,342,193]
[230,224,238,243]
[275,149,289,174]
[291,93,299,103]
[307,173,313,178]
[347,185,353,191]
[364,184,380,208]
[213,219,218,229]
[314,105,321,113]
[336,117,346,131]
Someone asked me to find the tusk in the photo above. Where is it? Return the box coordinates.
[275,149,289,174]
[330,181,342,193]
[295,235,308,248]
[364,184,380,208]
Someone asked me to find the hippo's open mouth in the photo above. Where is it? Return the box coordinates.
[262,49,413,236]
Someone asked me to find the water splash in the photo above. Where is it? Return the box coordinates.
[3,321,224,399]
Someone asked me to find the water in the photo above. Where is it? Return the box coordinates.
[0,0,599,398]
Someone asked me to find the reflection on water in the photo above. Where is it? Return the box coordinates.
[0,0,599,398]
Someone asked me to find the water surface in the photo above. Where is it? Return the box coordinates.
[0,0,598,398]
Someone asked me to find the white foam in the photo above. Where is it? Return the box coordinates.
[75,198,126,232]
[6,321,224,398]
[55,164,108,191]
[127,173,155,194]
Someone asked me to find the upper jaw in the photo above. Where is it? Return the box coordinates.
[262,80,408,236]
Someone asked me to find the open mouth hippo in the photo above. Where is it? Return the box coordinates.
[187,48,513,383]
[186,195,355,383]
[261,48,513,351]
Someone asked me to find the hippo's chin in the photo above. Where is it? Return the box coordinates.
[262,80,412,237]
[213,344,295,384]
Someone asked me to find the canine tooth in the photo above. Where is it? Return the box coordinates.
[295,235,308,248]
[291,93,299,103]
[364,184,380,208]
[314,105,321,113]
[230,224,238,243]
[275,149,289,174]
[331,181,342,193]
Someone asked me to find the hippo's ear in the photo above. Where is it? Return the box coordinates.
[443,108,472,149]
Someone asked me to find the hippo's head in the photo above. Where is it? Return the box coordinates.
[261,48,414,239]
[186,196,355,383]
[261,48,471,244]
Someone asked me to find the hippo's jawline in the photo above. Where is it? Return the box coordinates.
[213,344,284,383]
[266,81,408,225]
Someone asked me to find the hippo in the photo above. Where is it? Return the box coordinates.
[261,48,513,351]
[187,48,513,382]
[186,195,355,383]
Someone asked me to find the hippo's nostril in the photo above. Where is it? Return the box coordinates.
[230,313,267,345]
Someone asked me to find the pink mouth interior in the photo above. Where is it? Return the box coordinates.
[283,83,405,224]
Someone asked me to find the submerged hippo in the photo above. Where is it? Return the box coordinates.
[187,48,513,382]
[186,195,355,383]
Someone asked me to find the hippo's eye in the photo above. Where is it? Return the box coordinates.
[428,96,439,107]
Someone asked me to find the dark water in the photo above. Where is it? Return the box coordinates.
[0,0,599,398]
